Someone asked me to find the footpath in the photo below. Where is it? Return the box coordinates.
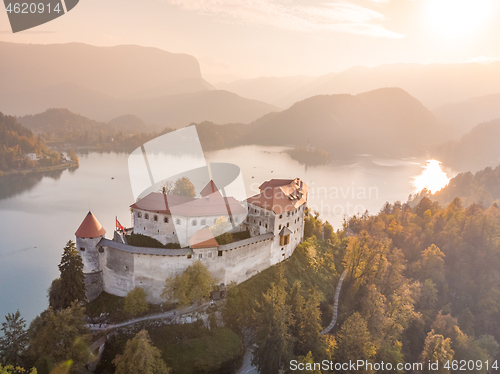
[321,269,347,335]
[87,301,213,332]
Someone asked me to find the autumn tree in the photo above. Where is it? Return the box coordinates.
[27,303,91,374]
[252,270,294,374]
[335,313,376,374]
[171,177,196,198]
[113,330,170,374]
[49,240,86,310]
[0,311,29,367]
[162,261,216,305]
[420,332,454,374]
[124,287,149,317]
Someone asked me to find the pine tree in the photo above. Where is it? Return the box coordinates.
[0,310,29,367]
[52,240,86,309]
[252,269,294,374]
[113,330,170,374]
[297,287,325,358]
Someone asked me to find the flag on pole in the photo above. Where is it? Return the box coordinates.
[116,217,125,232]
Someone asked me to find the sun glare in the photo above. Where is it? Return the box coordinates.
[426,0,495,38]
[413,160,450,194]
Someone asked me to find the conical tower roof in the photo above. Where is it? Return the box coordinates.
[75,211,106,238]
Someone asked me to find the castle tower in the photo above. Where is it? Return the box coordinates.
[75,211,106,301]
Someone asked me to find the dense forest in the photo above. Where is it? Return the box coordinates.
[0,112,60,172]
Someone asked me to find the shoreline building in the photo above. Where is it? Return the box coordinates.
[75,178,309,303]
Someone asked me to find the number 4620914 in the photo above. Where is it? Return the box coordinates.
[5,2,62,14]
[444,360,498,371]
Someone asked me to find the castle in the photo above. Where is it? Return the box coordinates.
[75,177,309,303]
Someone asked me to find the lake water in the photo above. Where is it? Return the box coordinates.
[0,146,429,323]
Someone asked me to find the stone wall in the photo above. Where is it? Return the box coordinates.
[98,233,275,303]
[84,271,104,302]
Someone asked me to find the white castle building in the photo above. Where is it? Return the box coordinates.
[75,178,309,303]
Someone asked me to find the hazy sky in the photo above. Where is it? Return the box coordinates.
[2,0,500,80]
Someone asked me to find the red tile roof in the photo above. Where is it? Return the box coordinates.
[75,211,106,238]
[247,178,309,214]
[130,192,246,217]
[189,228,219,249]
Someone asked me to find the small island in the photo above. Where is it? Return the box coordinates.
[287,146,330,166]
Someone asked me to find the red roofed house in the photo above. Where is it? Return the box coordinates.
[130,180,247,247]
[246,177,309,263]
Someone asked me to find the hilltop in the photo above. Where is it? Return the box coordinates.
[245,87,442,158]
[433,118,500,173]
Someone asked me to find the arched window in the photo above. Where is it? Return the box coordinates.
[164,217,169,223]
[201,219,206,226]
[176,218,181,225]
[154,215,158,222]
[145,213,149,220]
[192,219,197,226]
[137,212,142,218]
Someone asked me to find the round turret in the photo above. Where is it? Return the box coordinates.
[75,211,106,274]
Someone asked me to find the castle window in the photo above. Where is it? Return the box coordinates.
[279,214,283,219]
[145,213,149,219]
[164,217,169,223]
[259,221,261,226]
[192,219,197,226]
[137,212,142,218]
[98,247,104,253]
[279,224,282,230]
[187,254,192,259]
[199,253,203,259]
[218,251,223,257]
[265,224,268,229]
[287,212,290,217]
[201,219,206,226]
[80,247,85,251]
[287,223,290,227]
[154,215,158,221]
[176,218,181,225]
[208,253,213,258]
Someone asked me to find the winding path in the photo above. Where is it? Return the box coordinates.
[320,269,347,335]
[87,302,212,331]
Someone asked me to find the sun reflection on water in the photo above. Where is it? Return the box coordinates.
[413,160,450,193]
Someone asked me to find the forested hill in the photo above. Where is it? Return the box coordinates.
[245,87,443,158]
[434,118,500,173]
[0,112,58,171]
[414,164,500,208]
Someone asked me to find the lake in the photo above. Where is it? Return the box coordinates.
[0,145,430,323]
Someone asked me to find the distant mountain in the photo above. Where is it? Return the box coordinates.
[17,108,160,150]
[4,83,279,128]
[19,108,106,135]
[245,87,442,158]
[433,119,500,173]
[0,41,211,100]
[0,42,280,128]
[107,114,160,133]
[434,93,500,137]
[215,75,314,107]
[282,62,500,109]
